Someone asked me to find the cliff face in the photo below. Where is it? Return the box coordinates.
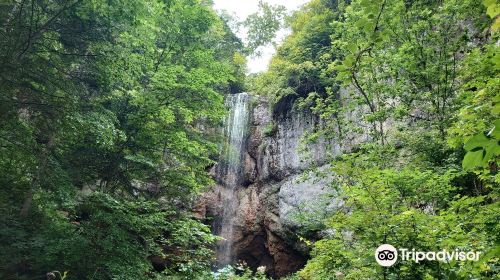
[198,95,344,277]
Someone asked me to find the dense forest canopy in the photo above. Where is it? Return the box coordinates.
[0,0,499,279]
[0,0,245,278]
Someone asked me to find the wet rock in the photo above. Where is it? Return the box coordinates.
[243,153,257,186]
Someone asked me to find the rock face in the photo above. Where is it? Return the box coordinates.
[199,95,344,277]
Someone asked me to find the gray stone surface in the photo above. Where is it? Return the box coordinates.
[278,166,342,229]
[251,98,344,181]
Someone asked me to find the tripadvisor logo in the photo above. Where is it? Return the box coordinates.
[375,244,481,267]
[375,244,398,267]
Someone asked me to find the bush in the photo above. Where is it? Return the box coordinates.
[262,122,278,137]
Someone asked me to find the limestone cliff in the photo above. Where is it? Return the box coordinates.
[198,95,344,277]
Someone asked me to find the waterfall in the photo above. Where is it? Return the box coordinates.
[216,92,250,266]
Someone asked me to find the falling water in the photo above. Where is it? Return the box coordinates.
[216,92,250,266]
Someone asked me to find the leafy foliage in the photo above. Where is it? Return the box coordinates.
[0,0,244,279]
[462,124,500,171]
[252,0,500,279]
[243,0,287,55]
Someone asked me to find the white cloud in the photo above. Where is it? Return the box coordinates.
[212,0,309,73]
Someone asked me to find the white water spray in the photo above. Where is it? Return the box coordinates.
[216,92,250,266]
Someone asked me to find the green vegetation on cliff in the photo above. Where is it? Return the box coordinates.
[252,0,499,279]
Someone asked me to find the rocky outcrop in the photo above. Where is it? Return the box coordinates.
[199,95,345,277]
[249,98,341,183]
[278,167,342,231]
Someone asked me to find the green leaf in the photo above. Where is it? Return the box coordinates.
[343,54,355,68]
[492,119,500,138]
[492,17,500,33]
[462,149,486,170]
[492,103,500,115]
[486,2,500,18]
[483,140,500,162]
[355,18,369,29]
[346,43,357,54]
[464,133,490,151]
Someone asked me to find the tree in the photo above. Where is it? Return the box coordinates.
[243,0,287,55]
[0,0,244,278]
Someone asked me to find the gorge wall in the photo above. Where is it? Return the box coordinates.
[197,94,349,277]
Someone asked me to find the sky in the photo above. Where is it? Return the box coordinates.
[212,0,310,73]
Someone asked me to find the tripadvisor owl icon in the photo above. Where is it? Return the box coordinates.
[375,244,398,267]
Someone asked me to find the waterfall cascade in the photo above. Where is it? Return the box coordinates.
[215,92,250,266]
